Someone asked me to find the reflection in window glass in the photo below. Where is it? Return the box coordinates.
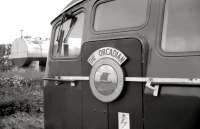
[53,12,84,57]
[67,13,84,56]
[94,0,148,31]
[53,20,71,57]
[162,0,200,52]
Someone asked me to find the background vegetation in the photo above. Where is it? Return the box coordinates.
[0,45,44,129]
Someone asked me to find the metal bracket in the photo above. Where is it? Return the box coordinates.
[145,79,159,96]
[54,76,76,87]
[54,80,76,87]
[70,81,76,87]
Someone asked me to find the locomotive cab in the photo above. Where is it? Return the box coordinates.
[44,0,200,129]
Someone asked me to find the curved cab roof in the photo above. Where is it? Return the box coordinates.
[51,0,85,24]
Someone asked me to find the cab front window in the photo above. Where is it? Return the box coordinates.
[162,0,200,52]
[94,0,148,31]
[53,12,85,57]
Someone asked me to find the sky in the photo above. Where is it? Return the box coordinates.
[0,0,72,44]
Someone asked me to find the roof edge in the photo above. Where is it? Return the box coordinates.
[51,0,85,24]
[61,0,84,14]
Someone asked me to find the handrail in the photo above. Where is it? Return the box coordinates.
[43,76,200,96]
[43,76,200,85]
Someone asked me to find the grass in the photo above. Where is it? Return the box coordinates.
[0,112,44,129]
[0,68,44,79]
[0,68,44,129]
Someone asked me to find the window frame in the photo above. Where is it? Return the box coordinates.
[158,0,200,57]
[50,8,86,60]
[91,0,151,34]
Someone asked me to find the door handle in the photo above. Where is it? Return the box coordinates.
[145,79,159,96]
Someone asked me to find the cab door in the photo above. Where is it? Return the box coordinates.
[82,38,144,129]
[44,11,85,129]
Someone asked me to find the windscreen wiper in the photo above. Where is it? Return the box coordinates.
[63,15,77,43]
[56,13,74,54]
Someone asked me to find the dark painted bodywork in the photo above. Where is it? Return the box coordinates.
[44,0,200,129]
[82,39,143,129]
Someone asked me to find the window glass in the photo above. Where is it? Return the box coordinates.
[53,12,84,57]
[94,0,148,31]
[162,0,200,52]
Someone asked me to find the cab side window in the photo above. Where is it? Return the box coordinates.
[53,12,85,57]
[94,0,148,31]
[162,0,200,52]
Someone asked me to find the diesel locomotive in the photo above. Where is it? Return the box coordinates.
[44,0,200,129]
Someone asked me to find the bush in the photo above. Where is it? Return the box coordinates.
[0,70,44,129]
[0,112,44,129]
[0,75,43,115]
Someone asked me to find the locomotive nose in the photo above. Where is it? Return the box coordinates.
[81,38,147,129]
